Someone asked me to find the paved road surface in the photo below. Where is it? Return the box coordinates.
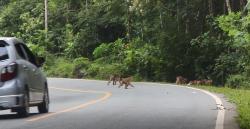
[0,78,236,129]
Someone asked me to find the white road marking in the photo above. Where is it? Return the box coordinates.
[138,82,225,129]
[186,86,225,129]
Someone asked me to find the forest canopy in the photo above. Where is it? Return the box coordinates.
[0,0,250,87]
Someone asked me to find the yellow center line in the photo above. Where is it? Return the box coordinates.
[27,87,112,122]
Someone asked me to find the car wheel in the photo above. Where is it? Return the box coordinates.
[38,87,49,113]
[17,90,30,117]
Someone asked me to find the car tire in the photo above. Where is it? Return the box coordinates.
[38,87,49,113]
[17,90,30,117]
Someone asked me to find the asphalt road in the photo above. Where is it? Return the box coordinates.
[0,78,237,129]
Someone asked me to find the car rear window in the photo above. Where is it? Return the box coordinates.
[0,40,9,61]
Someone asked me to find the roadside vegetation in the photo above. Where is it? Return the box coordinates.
[1,0,250,87]
[193,86,250,129]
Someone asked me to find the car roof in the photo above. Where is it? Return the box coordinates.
[0,37,24,45]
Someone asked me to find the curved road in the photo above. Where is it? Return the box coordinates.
[0,78,236,129]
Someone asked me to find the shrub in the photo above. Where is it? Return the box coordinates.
[86,63,126,79]
[93,39,126,64]
[72,57,90,78]
[86,63,101,78]
[93,43,111,59]
[46,58,74,78]
[226,74,250,89]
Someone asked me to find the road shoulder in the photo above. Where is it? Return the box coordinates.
[214,93,240,129]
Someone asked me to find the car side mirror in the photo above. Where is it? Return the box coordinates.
[36,57,45,67]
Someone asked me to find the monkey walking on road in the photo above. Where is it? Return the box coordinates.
[118,77,134,89]
[107,75,120,85]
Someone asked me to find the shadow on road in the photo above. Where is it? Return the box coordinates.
[0,113,39,120]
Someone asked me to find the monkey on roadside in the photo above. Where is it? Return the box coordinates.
[188,79,213,86]
[176,76,188,85]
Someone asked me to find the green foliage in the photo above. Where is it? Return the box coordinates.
[93,43,111,59]
[226,75,250,89]
[45,57,74,78]
[92,38,162,80]
[64,24,77,58]
[217,12,250,50]
[93,39,126,63]
[85,63,100,78]
[0,0,48,56]
[86,62,126,79]
[72,57,90,78]
[216,12,250,86]
[45,57,90,78]
[213,53,243,85]
[73,57,90,69]
[124,43,162,80]
[0,0,250,86]
[218,13,242,38]
[190,32,225,79]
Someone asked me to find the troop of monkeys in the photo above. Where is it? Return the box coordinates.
[108,75,212,88]
[107,75,134,89]
[176,76,213,86]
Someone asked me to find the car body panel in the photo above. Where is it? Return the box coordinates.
[0,37,48,110]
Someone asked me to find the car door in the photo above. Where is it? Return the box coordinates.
[19,44,44,102]
[20,44,44,102]
[15,43,36,101]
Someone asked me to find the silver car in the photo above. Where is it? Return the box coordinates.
[0,37,49,117]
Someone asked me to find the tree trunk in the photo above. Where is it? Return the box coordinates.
[185,0,189,34]
[44,0,48,38]
[176,0,180,32]
[240,0,247,9]
[159,11,163,29]
[85,0,88,10]
[208,0,213,15]
[126,0,131,41]
[225,0,232,13]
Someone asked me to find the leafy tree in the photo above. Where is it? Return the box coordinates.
[0,0,249,85]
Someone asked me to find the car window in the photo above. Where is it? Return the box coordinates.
[0,40,9,61]
[20,44,37,65]
[15,44,26,60]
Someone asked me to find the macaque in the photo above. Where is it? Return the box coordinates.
[204,79,213,86]
[176,76,188,85]
[188,80,196,85]
[107,75,120,85]
[118,77,134,89]
[188,79,213,86]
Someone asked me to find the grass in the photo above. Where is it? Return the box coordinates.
[193,86,250,129]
